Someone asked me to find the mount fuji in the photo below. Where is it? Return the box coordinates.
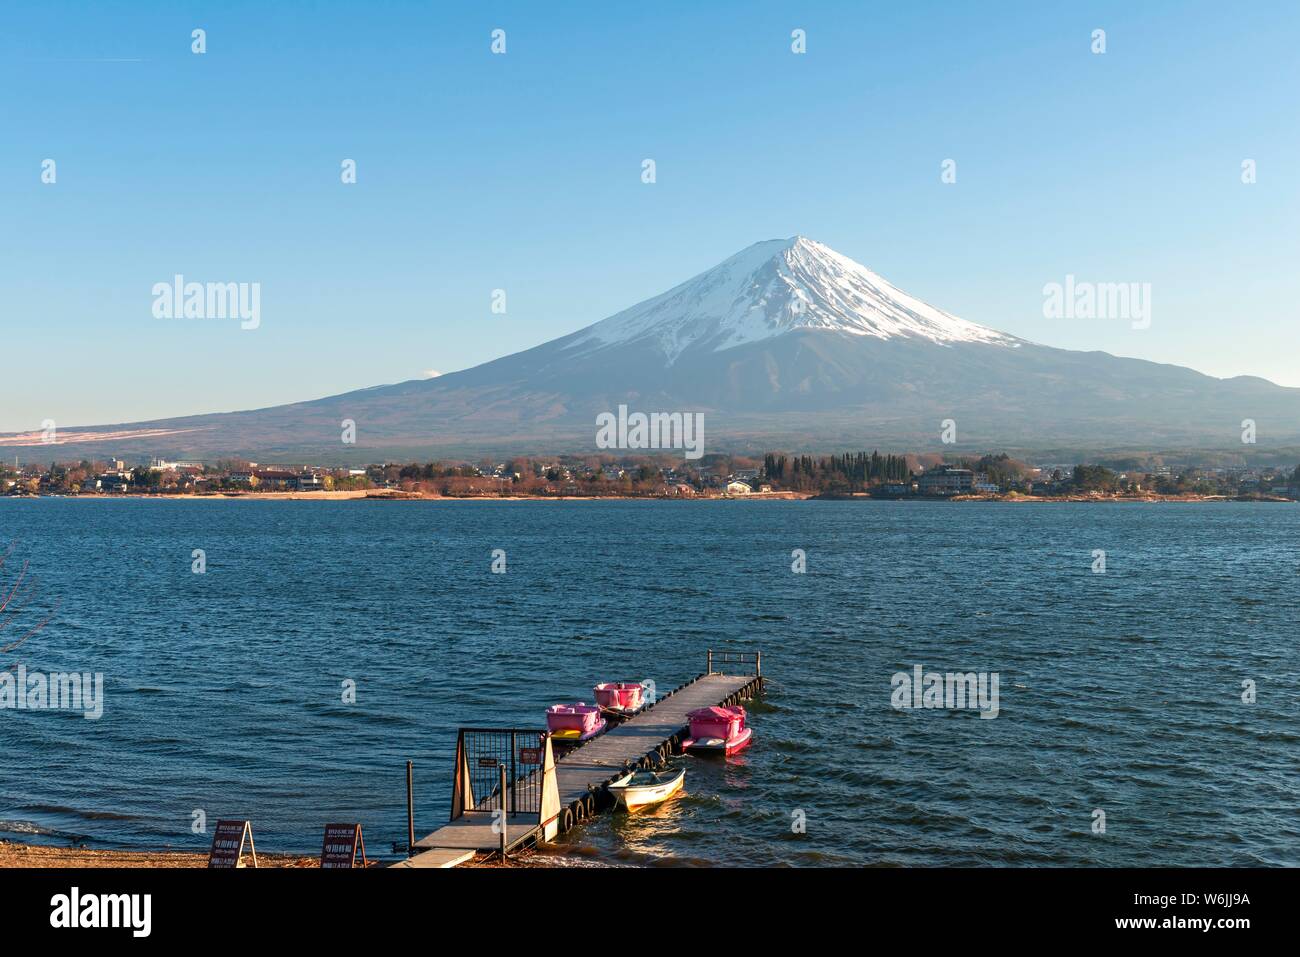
[567,236,1018,360]
[9,237,1300,459]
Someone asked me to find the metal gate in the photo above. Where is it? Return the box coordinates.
[706,649,762,675]
[450,728,547,820]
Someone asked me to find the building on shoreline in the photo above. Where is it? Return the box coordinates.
[918,468,975,496]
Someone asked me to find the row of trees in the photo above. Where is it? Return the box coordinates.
[1070,463,1121,492]
[1070,463,1300,496]
[380,459,670,496]
[963,453,1034,489]
[763,451,911,492]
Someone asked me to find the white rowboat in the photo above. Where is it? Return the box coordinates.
[607,766,686,811]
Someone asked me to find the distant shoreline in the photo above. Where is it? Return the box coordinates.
[3,491,1294,504]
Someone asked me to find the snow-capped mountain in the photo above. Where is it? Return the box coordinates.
[569,236,1016,363]
[8,237,1300,459]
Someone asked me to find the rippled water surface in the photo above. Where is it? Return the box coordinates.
[1,498,1296,866]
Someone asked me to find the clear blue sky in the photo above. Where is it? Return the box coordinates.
[2,0,1297,432]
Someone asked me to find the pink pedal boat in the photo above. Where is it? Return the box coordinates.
[593,681,647,719]
[545,702,607,744]
[682,705,752,756]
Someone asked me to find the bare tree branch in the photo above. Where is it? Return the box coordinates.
[0,559,31,616]
[0,540,57,669]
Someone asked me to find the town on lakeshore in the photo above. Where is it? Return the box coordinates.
[4,451,1299,502]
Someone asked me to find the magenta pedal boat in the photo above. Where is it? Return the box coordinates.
[545,702,607,743]
[682,705,752,756]
[593,681,647,718]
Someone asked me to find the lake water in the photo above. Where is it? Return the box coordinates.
[1,498,1296,866]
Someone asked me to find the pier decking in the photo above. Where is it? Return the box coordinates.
[405,652,763,868]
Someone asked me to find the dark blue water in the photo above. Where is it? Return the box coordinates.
[1,499,1296,866]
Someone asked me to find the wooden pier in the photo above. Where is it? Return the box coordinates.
[402,650,764,868]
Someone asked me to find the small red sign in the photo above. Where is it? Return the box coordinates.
[518,747,542,764]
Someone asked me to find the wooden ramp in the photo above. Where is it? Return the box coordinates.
[390,847,473,868]
[407,653,763,867]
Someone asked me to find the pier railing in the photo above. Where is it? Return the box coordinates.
[706,649,762,676]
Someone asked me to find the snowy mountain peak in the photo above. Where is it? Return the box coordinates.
[568,236,1018,363]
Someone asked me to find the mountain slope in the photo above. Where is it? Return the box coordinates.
[5,237,1299,460]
